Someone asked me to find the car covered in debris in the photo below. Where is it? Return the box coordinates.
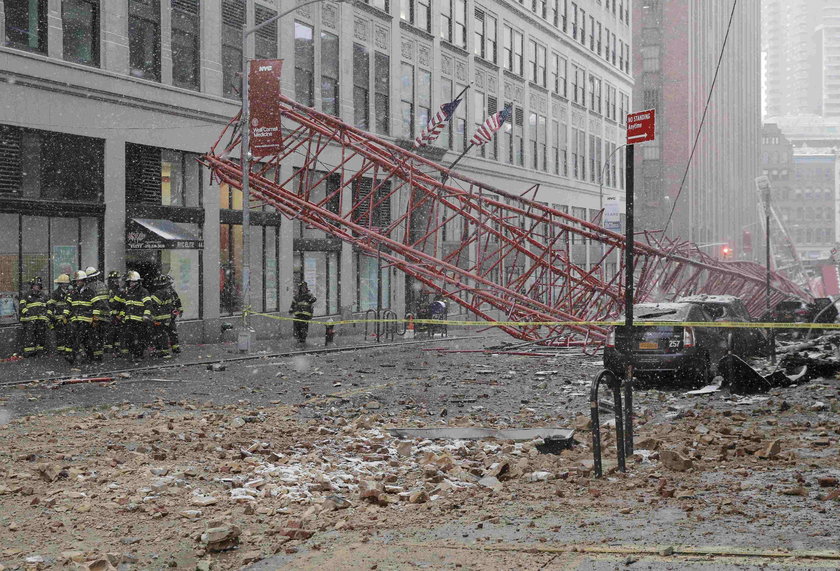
[603,302,724,386]
[676,294,769,357]
[762,297,838,338]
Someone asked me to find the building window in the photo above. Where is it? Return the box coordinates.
[219,223,242,315]
[571,64,585,105]
[554,120,568,176]
[619,91,629,123]
[588,15,595,51]
[474,9,497,63]
[321,31,340,116]
[529,41,546,87]
[62,0,100,67]
[0,125,104,202]
[589,75,601,114]
[402,0,431,32]
[571,126,584,180]
[604,27,610,62]
[550,0,559,27]
[561,0,568,32]
[611,32,617,64]
[221,0,245,99]
[418,68,432,139]
[353,43,370,130]
[571,2,578,39]
[551,53,567,97]
[400,62,415,139]
[473,89,486,158]
[295,22,315,107]
[529,113,547,171]
[513,106,524,166]
[129,0,161,81]
[503,25,523,76]
[486,95,498,160]
[5,0,48,54]
[171,0,200,90]
[125,143,201,207]
[254,4,278,59]
[454,83,468,152]
[365,0,389,11]
[533,0,546,19]
[441,0,466,48]
[642,45,659,72]
[373,52,390,135]
[440,78,453,149]
[597,22,602,55]
[580,8,586,45]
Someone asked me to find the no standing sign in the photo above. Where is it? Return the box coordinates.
[626,109,656,145]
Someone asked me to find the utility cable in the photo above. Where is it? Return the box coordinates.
[662,0,739,235]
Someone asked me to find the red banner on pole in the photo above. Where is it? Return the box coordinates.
[248,59,283,157]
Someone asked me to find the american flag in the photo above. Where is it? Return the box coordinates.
[470,105,513,146]
[414,98,462,148]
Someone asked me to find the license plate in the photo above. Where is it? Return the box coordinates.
[639,342,658,350]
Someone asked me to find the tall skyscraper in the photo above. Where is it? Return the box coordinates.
[633,0,761,256]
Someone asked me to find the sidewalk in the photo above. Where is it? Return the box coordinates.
[0,323,467,386]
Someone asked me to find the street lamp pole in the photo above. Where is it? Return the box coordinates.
[597,143,628,280]
[239,0,349,349]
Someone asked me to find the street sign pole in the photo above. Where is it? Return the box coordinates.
[620,108,655,462]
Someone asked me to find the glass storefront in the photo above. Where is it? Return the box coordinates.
[0,213,102,324]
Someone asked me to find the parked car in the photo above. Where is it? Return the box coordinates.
[761,297,838,338]
[677,294,769,357]
[603,302,725,387]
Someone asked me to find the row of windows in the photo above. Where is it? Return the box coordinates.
[5,0,203,90]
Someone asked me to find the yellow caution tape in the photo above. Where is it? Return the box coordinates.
[245,310,840,330]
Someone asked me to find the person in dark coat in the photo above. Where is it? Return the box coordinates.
[47,274,72,358]
[104,271,125,355]
[20,277,49,357]
[289,281,316,344]
[120,271,153,361]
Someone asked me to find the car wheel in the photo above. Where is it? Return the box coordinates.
[685,356,711,389]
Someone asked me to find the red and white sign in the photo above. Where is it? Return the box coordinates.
[249,59,284,157]
[626,109,656,145]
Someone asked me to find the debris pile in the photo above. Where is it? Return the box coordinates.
[0,387,837,569]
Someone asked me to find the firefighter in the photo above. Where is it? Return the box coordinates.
[121,271,152,361]
[104,271,124,355]
[19,277,50,357]
[47,274,72,358]
[84,267,110,361]
[289,281,316,344]
[151,274,182,356]
[65,270,93,364]
[149,275,172,358]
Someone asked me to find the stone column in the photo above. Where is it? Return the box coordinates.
[103,137,126,273]
[202,0,223,96]
[202,168,221,342]
[47,0,62,60]
[101,0,129,74]
[160,0,173,85]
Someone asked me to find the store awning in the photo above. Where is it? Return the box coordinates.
[126,218,204,250]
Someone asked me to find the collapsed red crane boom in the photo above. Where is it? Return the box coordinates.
[201,94,811,348]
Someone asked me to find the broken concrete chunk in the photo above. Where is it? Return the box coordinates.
[478,476,503,491]
[758,439,781,459]
[659,450,693,472]
[200,524,241,552]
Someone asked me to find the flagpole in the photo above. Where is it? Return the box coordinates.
[441,142,476,185]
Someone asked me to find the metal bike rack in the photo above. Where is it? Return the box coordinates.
[590,369,634,478]
[364,309,378,341]
[382,310,398,342]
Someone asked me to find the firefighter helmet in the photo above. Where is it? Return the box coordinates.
[73,270,88,281]
[125,271,142,282]
[54,274,70,285]
[29,277,43,287]
[107,271,121,280]
[161,274,173,285]
[84,266,101,279]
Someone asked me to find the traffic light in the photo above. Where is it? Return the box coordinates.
[721,245,733,259]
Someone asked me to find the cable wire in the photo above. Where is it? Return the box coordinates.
[662,0,739,235]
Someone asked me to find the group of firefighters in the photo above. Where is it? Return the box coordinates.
[19,267,182,364]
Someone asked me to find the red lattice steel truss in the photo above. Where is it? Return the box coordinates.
[201,94,811,348]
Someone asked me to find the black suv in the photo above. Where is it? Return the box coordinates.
[603,302,724,386]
